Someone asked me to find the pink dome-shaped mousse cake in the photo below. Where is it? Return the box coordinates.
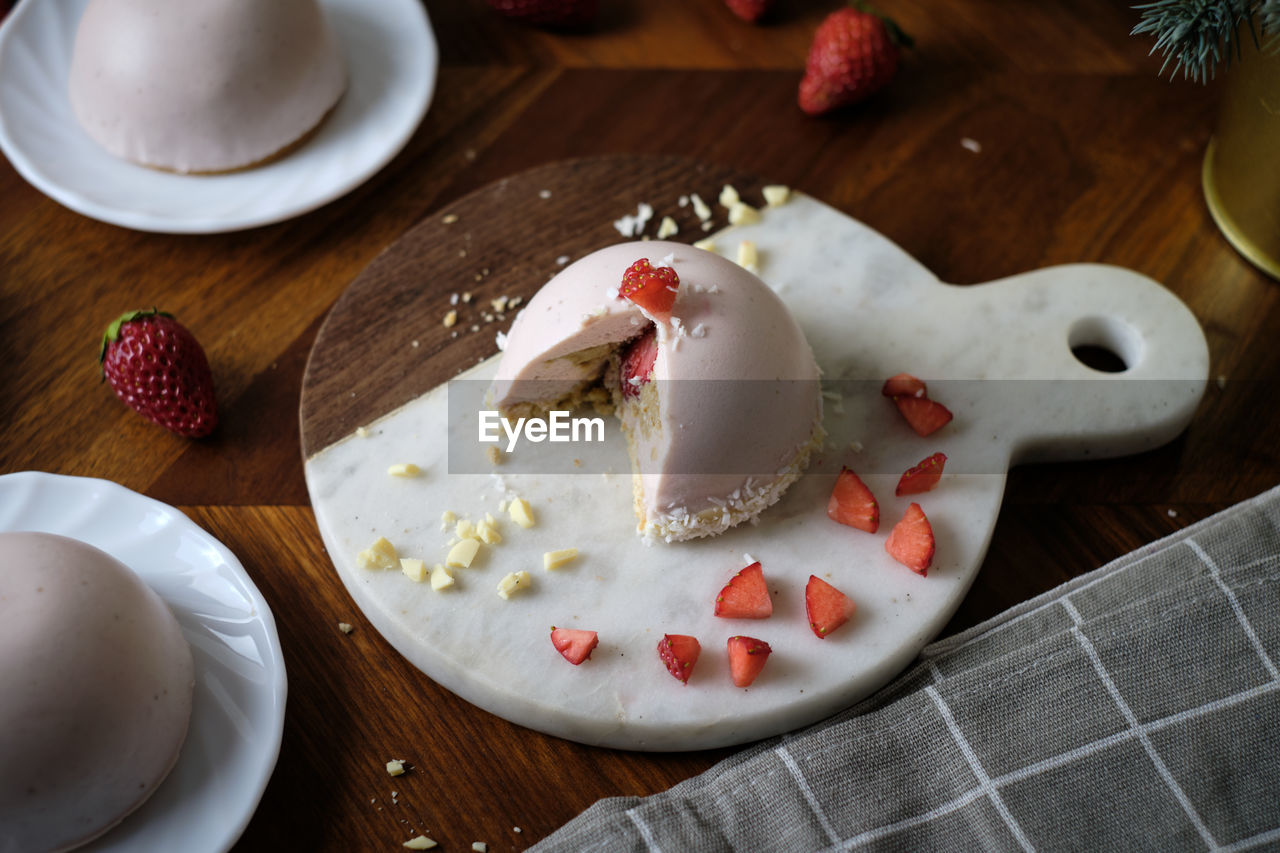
[68,0,346,173]
[492,241,825,542]
[0,532,195,853]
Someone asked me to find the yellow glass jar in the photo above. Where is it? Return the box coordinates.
[1203,42,1280,279]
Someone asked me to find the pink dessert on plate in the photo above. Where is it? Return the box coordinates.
[491,240,824,542]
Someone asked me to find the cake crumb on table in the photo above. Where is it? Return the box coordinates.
[337,622,353,634]
[403,836,437,850]
[386,759,406,776]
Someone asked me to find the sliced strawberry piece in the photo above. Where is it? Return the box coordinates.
[657,634,701,684]
[881,372,926,398]
[550,626,599,665]
[714,561,773,619]
[896,452,947,496]
[727,635,772,687]
[827,466,879,533]
[805,575,856,639]
[619,258,679,318]
[619,326,658,399]
[894,395,953,437]
[885,502,935,575]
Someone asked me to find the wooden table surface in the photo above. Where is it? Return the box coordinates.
[3,0,1279,850]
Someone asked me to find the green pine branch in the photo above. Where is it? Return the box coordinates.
[1132,0,1280,82]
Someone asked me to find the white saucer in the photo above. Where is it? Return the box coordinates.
[0,0,436,233]
[0,471,286,852]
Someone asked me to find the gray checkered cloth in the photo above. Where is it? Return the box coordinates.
[533,487,1280,852]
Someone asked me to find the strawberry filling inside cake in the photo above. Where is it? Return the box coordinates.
[491,240,824,542]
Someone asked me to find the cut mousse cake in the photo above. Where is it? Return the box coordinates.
[491,240,824,542]
[68,0,346,173]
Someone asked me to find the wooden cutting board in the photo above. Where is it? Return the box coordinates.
[300,154,1209,751]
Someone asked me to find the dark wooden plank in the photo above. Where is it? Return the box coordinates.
[299,154,767,457]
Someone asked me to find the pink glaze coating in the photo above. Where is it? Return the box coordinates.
[493,241,823,538]
[68,0,346,173]
[0,532,194,853]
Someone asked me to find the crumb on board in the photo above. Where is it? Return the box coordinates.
[544,548,579,570]
[446,538,481,568]
[728,201,761,226]
[357,537,398,571]
[509,497,536,528]
[762,184,790,207]
[496,571,532,599]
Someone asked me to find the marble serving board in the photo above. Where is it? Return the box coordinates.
[301,156,1208,751]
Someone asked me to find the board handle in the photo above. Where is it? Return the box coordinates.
[934,264,1210,466]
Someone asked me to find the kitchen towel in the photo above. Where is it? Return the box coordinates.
[532,486,1280,852]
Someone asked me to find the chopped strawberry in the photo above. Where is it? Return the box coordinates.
[550,626,599,665]
[727,636,772,687]
[885,502,935,575]
[619,258,679,318]
[896,452,947,496]
[894,396,953,437]
[714,561,773,619]
[805,575,855,639]
[619,326,658,399]
[658,634,701,684]
[827,466,879,533]
[881,372,926,398]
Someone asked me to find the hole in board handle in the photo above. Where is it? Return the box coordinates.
[1068,316,1143,374]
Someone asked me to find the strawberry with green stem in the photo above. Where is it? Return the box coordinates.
[100,309,218,438]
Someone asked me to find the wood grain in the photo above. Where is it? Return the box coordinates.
[300,155,767,457]
[3,0,1279,849]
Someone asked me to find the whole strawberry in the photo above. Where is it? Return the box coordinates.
[724,0,772,23]
[486,0,597,28]
[798,3,911,116]
[100,309,218,438]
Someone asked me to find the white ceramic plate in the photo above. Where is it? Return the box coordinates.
[0,0,436,233]
[0,471,286,852]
